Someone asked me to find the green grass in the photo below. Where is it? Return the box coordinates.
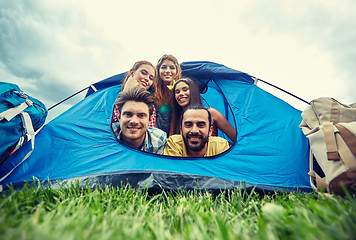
[0,182,355,240]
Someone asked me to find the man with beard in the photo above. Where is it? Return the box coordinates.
[164,105,229,157]
[112,86,167,154]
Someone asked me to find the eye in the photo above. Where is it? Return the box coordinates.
[175,90,180,94]
[160,65,167,70]
[141,70,147,75]
[138,113,146,118]
[183,87,189,92]
[149,75,154,80]
[123,112,132,117]
[198,122,206,127]
[170,66,176,70]
[184,122,192,127]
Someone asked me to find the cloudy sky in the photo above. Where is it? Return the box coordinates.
[1,0,355,121]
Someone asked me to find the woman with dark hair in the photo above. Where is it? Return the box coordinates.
[170,78,236,143]
[169,78,202,135]
[153,54,182,135]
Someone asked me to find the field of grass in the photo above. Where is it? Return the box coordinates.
[0,182,355,240]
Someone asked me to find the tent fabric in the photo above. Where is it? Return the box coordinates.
[0,61,312,192]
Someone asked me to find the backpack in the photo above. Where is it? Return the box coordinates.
[0,83,47,168]
[299,97,356,195]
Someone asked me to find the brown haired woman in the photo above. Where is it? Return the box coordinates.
[153,54,182,135]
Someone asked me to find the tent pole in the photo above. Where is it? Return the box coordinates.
[255,78,310,105]
[48,87,90,111]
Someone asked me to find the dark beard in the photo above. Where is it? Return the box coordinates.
[183,133,209,152]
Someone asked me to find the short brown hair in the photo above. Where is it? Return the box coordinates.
[115,86,154,116]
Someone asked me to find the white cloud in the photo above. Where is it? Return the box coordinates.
[241,0,356,104]
[0,0,355,122]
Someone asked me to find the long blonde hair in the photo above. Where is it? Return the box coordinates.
[153,54,182,107]
[120,60,156,92]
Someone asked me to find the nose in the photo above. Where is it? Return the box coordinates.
[129,116,139,124]
[191,124,199,134]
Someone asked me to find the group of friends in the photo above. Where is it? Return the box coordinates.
[111,54,237,157]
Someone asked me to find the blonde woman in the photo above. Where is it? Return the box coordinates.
[112,60,157,127]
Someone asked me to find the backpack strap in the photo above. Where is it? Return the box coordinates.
[335,124,356,158]
[330,99,340,124]
[308,150,328,192]
[322,122,340,160]
[309,170,328,192]
[0,108,35,185]
[323,122,356,169]
[0,99,33,121]
[334,125,356,170]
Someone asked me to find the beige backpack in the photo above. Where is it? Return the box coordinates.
[299,97,356,195]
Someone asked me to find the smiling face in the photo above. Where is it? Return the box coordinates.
[181,109,212,156]
[118,100,150,149]
[174,81,191,109]
[130,64,155,90]
[159,60,177,84]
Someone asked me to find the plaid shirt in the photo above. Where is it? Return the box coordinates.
[112,105,156,128]
[112,123,167,154]
[149,107,156,128]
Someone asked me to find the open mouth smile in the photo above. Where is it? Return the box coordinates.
[127,126,141,132]
[188,136,202,144]
[178,96,188,104]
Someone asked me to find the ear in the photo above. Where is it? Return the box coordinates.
[208,125,212,137]
[129,69,134,77]
[117,111,121,121]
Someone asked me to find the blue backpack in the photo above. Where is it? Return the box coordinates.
[0,83,47,166]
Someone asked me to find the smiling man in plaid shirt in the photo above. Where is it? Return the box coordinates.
[112,98,156,127]
[112,87,167,154]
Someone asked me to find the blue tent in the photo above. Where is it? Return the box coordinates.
[0,61,311,193]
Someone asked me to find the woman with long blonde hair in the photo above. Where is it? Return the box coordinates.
[120,60,156,92]
[112,60,157,127]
